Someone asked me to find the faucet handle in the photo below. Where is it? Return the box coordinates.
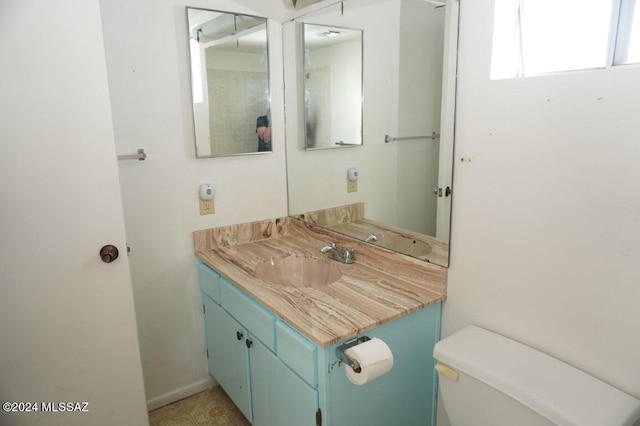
[342,247,355,263]
[320,240,336,254]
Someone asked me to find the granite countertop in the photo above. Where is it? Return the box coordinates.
[194,218,447,347]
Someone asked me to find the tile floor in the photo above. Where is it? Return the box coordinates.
[148,387,250,426]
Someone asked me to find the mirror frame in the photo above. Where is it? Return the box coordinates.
[186,7,272,158]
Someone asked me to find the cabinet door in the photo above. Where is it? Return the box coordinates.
[203,294,252,422]
[250,338,318,426]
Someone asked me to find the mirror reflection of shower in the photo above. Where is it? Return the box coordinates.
[304,69,332,149]
[303,23,363,150]
[186,8,272,158]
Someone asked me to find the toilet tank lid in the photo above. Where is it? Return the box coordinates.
[433,325,640,426]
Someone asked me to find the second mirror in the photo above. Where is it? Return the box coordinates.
[303,23,363,149]
[187,8,271,157]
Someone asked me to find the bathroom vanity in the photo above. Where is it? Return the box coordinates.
[194,218,446,426]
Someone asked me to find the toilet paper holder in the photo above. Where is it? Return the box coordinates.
[336,335,370,373]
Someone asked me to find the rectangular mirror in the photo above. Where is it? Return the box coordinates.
[303,23,363,149]
[283,0,458,267]
[187,8,272,157]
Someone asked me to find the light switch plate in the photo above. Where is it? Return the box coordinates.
[347,180,358,193]
[199,199,215,215]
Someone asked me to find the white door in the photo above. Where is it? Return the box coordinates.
[0,1,148,425]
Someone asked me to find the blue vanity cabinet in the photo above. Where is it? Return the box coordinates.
[198,260,441,426]
[321,303,441,426]
[198,261,220,303]
[202,294,252,422]
[198,261,319,425]
[250,337,318,426]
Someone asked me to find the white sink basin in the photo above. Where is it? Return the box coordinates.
[254,256,342,288]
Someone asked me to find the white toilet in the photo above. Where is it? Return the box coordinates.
[433,325,640,426]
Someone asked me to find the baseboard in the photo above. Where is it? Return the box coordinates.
[146,376,217,411]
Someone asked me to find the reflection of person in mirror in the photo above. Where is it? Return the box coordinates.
[256,115,271,152]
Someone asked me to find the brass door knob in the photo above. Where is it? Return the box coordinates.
[100,245,119,263]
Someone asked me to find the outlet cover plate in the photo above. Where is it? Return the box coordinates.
[199,199,215,215]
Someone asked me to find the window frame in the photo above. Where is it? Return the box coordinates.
[491,0,640,80]
[613,0,638,65]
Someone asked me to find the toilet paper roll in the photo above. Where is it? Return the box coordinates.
[344,338,394,385]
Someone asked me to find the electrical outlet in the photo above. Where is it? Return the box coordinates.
[347,180,358,193]
[199,199,215,215]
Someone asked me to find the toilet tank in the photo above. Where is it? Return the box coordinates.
[433,325,640,426]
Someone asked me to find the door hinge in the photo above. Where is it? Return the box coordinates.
[206,349,209,359]
[315,408,322,426]
[202,304,205,314]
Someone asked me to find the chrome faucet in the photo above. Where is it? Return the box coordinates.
[320,241,335,253]
[365,234,378,242]
[320,240,355,264]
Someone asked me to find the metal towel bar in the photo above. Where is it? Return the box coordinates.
[117,149,146,161]
[385,132,439,143]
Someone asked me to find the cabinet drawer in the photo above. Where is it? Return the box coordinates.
[276,320,317,387]
[198,261,219,303]
[220,278,275,351]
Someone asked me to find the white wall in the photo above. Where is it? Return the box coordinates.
[441,0,640,422]
[99,0,288,408]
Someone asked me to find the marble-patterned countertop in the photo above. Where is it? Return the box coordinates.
[194,218,446,347]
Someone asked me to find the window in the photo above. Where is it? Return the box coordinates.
[616,0,640,63]
[189,38,204,103]
[491,0,640,79]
